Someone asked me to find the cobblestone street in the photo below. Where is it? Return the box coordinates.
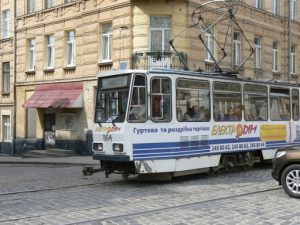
[0,163,299,225]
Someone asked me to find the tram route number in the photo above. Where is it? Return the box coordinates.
[211,141,266,152]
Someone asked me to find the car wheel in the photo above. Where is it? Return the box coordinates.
[281,164,300,198]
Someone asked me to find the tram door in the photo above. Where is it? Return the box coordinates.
[44,113,56,149]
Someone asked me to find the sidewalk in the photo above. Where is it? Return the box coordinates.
[0,155,98,166]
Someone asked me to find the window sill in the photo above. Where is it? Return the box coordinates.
[0,37,11,42]
[98,61,113,66]
[25,70,36,75]
[2,91,10,96]
[63,66,76,71]
[44,68,55,73]
[204,60,214,64]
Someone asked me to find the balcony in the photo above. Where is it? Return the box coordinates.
[132,51,187,70]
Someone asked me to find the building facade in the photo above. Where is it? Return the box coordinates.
[1,0,299,155]
[0,0,14,154]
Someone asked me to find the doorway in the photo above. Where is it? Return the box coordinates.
[44,113,55,149]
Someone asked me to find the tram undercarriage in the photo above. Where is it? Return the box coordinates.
[83,151,263,179]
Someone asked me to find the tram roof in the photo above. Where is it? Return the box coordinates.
[97,68,300,88]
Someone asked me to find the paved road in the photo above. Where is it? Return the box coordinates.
[0,163,299,225]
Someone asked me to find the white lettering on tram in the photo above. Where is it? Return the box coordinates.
[133,126,209,135]
[210,141,266,152]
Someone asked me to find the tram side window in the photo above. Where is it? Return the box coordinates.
[292,89,299,121]
[270,87,290,121]
[128,74,147,122]
[176,79,210,122]
[213,82,241,121]
[244,84,268,121]
[151,77,171,122]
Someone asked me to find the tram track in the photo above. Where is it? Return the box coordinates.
[0,178,128,197]
[65,186,282,224]
[0,185,281,224]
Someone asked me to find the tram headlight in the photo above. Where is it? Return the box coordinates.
[93,143,103,151]
[113,143,124,152]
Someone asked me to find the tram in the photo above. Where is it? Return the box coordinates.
[91,68,300,178]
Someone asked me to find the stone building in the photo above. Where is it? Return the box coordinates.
[4,0,300,155]
[0,0,14,154]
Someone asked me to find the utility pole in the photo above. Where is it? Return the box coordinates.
[287,0,291,81]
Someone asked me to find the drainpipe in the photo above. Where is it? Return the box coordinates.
[287,0,291,81]
[12,0,17,155]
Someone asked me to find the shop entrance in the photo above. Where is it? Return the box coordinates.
[44,113,55,149]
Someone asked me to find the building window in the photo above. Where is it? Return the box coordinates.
[290,0,296,20]
[254,0,262,9]
[272,0,280,15]
[45,0,54,8]
[101,23,112,62]
[66,31,75,66]
[254,36,262,69]
[2,10,9,39]
[150,16,171,51]
[205,26,215,62]
[28,39,36,71]
[291,44,296,74]
[46,35,55,68]
[2,115,10,141]
[273,42,279,72]
[2,62,10,93]
[28,0,35,13]
[233,31,241,66]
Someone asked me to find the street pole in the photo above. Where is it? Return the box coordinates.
[287,0,291,81]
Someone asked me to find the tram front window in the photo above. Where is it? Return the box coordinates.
[95,75,130,123]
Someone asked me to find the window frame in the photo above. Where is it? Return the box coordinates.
[273,41,279,72]
[150,77,172,122]
[45,0,54,8]
[233,31,241,66]
[46,35,55,69]
[290,0,296,20]
[66,31,75,67]
[101,23,112,62]
[243,84,268,121]
[176,78,210,122]
[254,36,262,69]
[269,87,291,121]
[128,74,147,123]
[254,0,263,9]
[272,0,280,15]
[2,62,10,93]
[213,81,242,122]
[150,16,171,52]
[28,38,36,71]
[2,10,10,39]
[28,0,36,14]
[205,25,215,62]
[291,44,296,74]
[2,115,10,142]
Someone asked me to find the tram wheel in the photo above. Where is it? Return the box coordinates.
[281,164,300,198]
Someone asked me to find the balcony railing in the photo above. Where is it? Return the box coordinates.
[132,51,187,70]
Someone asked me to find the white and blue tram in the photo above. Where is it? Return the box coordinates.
[92,68,300,178]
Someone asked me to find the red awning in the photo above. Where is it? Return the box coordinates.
[24,82,83,108]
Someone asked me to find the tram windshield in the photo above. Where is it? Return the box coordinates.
[95,74,131,123]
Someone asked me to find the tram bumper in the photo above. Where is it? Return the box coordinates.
[92,153,130,161]
[92,153,135,177]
